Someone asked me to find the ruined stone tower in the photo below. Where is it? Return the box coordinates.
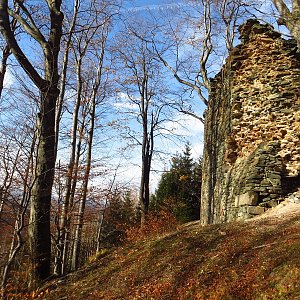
[201,20,300,224]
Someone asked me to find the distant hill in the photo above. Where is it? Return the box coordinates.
[41,197,300,300]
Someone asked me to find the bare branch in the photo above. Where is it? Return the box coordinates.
[0,0,47,90]
[11,0,46,44]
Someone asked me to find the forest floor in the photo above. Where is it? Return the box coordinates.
[40,197,300,299]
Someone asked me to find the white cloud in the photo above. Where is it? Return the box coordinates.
[113,92,139,111]
[113,102,137,110]
[162,113,204,137]
[126,1,192,13]
[3,69,14,88]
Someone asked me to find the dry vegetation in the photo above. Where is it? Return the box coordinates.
[23,201,300,300]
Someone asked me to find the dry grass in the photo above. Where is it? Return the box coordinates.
[35,203,300,300]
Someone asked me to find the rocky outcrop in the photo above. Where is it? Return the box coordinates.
[201,20,300,224]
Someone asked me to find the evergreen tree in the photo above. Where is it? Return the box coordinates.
[101,190,137,246]
[152,143,202,222]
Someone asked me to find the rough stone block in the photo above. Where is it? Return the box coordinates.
[235,191,259,207]
[247,206,266,215]
[265,200,280,208]
[267,173,281,180]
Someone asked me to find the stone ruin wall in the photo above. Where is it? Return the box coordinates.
[201,20,300,224]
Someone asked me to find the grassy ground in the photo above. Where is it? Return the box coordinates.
[40,203,300,300]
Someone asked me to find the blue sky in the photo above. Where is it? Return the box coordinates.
[110,0,206,190]
[2,0,287,192]
[1,0,205,193]
[123,0,193,14]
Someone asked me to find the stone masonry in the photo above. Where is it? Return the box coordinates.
[201,20,300,224]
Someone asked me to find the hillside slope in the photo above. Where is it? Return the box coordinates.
[43,201,300,300]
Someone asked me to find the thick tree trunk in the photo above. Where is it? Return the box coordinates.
[28,88,58,283]
[0,0,63,286]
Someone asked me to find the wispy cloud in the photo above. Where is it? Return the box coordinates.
[125,1,192,13]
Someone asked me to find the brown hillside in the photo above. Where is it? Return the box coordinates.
[41,201,300,300]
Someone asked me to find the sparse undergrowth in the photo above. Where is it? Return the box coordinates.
[7,207,300,299]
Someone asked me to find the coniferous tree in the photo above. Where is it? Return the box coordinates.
[153,143,201,222]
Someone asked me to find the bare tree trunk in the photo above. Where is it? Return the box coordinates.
[272,0,300,49]
[59,137,82,274]
[139,116,154,226]
[0,190,3,214]
[71,50,104,269]
[71,98,95,270]
[138,60,155,226]
[55,0,80,150]
[29,87,60,283]
[55,56,83,275]
[0,0,63,285]
[0,5,19,99]
[139,154,151,226]
[57,6,106,271]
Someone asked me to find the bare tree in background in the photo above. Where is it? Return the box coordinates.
[1,136,35,299]
[70,22,110,270]
[113,21,176,226]
[53,0,117,273]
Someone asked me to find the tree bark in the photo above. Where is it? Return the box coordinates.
[29,87,59,283]
[0,44,9,99]
[139,111,154,226]
[71,51,103,269]
[71,93,96,271]
[0,0,63,284]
